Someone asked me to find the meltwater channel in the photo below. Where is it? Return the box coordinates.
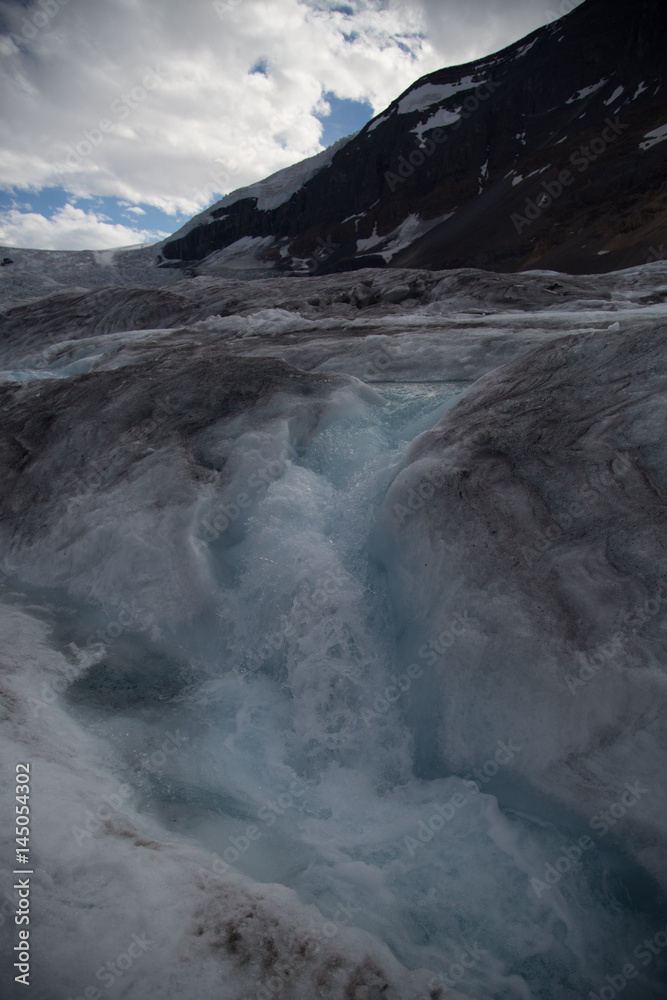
[59,380,666,1000]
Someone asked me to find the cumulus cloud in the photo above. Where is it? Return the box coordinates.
[0,0,584,246]
[403,0,583,67]
[0,202,166,250]
[0,0,431,218]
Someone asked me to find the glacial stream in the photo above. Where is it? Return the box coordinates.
[7,377,667,999]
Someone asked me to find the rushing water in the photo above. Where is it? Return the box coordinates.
[9,378,662,999]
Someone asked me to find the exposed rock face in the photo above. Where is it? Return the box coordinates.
[161,0,667,275]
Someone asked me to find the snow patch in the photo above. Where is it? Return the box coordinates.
[216,135,353,211]
[604,85,624,106]
[639,124,667,151]
[565,78,608,103]
[166,136,354,246]
[380,213,454,262]
[397,76,478,114]
[196,236,276,270]
[356,224,380,253]
[411,107,462,142]
[341,211,365,225]
[515,39,537,58]
[355,213,453,262]
[367,114,389,133]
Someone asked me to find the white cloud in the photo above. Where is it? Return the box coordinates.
[0,0,584,246]
[404,0,583,67]
[0,203,167,251]
[0,0,435,219]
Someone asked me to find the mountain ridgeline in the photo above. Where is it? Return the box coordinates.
[160,0,667,276]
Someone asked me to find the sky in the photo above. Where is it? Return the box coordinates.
[0,0,584,250]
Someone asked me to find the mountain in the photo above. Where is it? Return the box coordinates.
[2,3,667,996]
[160,0,667,276]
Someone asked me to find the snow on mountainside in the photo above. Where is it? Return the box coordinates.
[160,0,667,277]
[1,2,666,998]
[167,135,356,246]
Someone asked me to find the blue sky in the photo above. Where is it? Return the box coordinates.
[0,92,373,245]
[319,93,373,146]
[0,0,582,250]
[0,188,183,242]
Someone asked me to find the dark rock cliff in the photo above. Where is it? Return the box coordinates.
[161,0,667,275]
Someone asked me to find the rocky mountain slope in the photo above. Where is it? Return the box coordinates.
[160,0,667,276]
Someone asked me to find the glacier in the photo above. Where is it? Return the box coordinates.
[0,261,666,1000]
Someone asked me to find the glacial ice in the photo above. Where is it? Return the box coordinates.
[0,262,666,999]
